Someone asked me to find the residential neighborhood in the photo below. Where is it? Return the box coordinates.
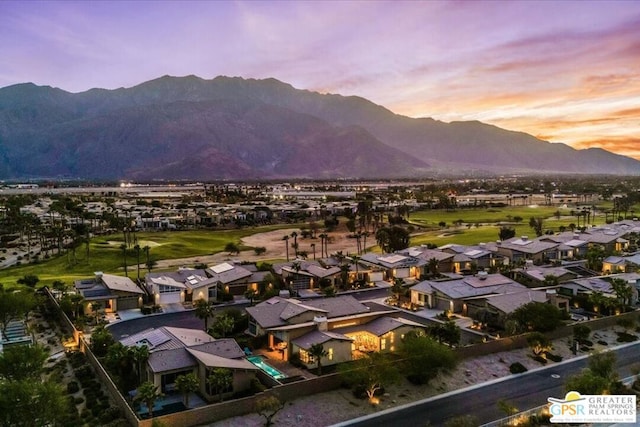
[2,179,640,427]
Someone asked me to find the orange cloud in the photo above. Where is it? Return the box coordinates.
[572,137,640,160]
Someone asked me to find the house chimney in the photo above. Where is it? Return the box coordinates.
[521,236,528,241]
[477,271,488,280]
[314,316,328,331]
[94,271,104,281]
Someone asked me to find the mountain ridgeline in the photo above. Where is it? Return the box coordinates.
[0,75,638,180]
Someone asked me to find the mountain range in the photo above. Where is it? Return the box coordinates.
[0,75,638,180]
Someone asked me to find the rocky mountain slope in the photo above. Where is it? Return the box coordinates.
[0,75,637,180]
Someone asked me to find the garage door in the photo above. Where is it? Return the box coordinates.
[118,296,140,310]
[160,292,181,304]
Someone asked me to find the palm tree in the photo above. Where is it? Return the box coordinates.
[282,235,290,261]
[207,368,233,402]
[310,243,316,260]
[611,278,633,307]
[70,293,84,319]
[319,233,328,258]
[351,255,361,284]
[135,381,163,418]
[290,231,298,257]
[339,263,351,290]
[211,313,235,338]
[244,288,258,306]
[194,299,215,331]
[130,345,150,385]
[308,343,329,375]
[143,245,151,272]
[174,372,199,408]
[90,301,102,324]
[134,244,141,282]
[427,257,439,278]
[120,243,128,277]
[52,280,67,298]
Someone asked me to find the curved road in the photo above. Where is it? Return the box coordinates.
[333,341,640,427]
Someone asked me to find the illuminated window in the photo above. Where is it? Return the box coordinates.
[299,349,314,364]
[381,338,386,350]
[328,348,333,361]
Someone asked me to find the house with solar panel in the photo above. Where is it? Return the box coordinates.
[144,268,208,305]
[183,262,270,302]
[489,236,559,266]
[410,272,569,326]
[74,272,145,315]
[120,326,259,403]
[358,252,425,283]
[272,259,343,293]
[436,243,500,273]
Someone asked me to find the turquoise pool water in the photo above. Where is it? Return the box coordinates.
[247,356,287,380]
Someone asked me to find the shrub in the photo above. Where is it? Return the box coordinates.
[532,355,548,364]
[75,365,92,380]
[616,332,638,343]
[509,362,527,374]
[74,397,85,405]
[546,353,563,363]
[249,377,266,394]
[100,406,122,424]
[103,420,130,427]
[67,381,80,394]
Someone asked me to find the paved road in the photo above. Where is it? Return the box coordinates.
[333,342,640,427]
[106,303,249,340]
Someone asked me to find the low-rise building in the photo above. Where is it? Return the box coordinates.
[74,272,145,314]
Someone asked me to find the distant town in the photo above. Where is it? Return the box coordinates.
[2,175,640,426]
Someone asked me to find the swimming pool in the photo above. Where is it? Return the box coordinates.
[247,356,287,380]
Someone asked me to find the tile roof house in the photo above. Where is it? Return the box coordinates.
[359,252,425,282]
[512,265,579,287]
[438,243,500,273]
[74,272,145,314]
[539,233,589,260]
[120,326,258,402]
[186,262,269,302]
[396,246,455,275]
[246,295,423,365]
[410,273,527,314]
[603,254,640,275]
[272,260,342,293]
[490,236,559,265]
[290,316,425,370]
[467,289,570,328]
[560,273,640,307]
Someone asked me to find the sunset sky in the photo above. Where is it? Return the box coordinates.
[1,1,639,159]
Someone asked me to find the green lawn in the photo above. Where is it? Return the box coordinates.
[409,205,612,247]
[1,225,292,289]
[409,205,578,228]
